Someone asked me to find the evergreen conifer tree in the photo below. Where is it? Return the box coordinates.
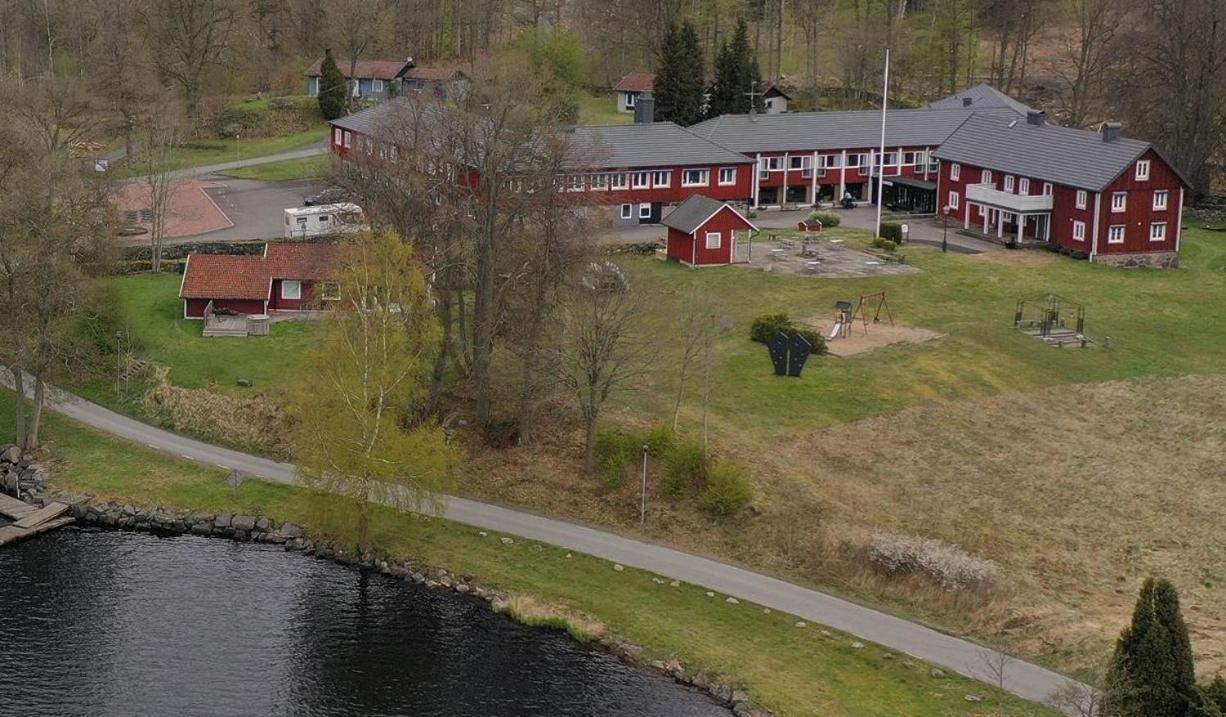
[1105,578,1199,717]
[654,21,705,126]
[318,48,348,121]
[705,18,765,119]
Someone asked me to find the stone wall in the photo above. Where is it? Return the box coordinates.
[1092,250,1180,268]
[0,445,48,503]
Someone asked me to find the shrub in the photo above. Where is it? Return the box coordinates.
[594,429,634,489]
[879,222,904,243]
[871,237,899,252]
[749,313,828,355]
[663,441,707,497]
[698,461,754,516]
[866,531,1002,593]
[806,211,840,227]
[638,424,675,458]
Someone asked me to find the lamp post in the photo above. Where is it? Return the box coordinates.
[941,205,953,253]
[114,331,123,396]
[640,444,649,525]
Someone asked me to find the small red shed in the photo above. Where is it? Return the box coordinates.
[662,195,757,267]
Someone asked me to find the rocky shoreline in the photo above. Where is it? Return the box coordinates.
[1,446,764,717]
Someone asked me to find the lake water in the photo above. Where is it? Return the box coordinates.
[0,528,727,716]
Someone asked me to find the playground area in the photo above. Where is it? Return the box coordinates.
[802,291,943,357]
[740,237,920,279]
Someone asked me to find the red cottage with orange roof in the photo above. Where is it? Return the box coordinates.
[179,242,340,319]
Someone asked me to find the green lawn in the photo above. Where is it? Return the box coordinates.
[0,388,1055,717]
[102,272,320,396]
[577,92,633,125]
[218,154,331,182]
[124,128,329,176]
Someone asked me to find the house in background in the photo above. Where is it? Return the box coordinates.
[305,57,414,101]
[614,72,654,113]
[403,66,470,101]
[179,242,341,333]
[763,85,791,114]
[663,194,757,266]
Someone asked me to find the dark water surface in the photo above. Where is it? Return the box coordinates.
[0,528,727,716]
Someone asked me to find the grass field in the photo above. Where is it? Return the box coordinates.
[218,154,331,182]
[577,92,633,125]
[0,389,1054,717]
[123,128,329,176]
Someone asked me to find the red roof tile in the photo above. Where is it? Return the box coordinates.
[180,242,339,301]
[613,72,654,93]
[305,58,413,81]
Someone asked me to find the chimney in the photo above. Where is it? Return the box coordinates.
[962,97,973,107]
[1101,121,1123,143]
[634,92,655,124]
[1026,110,1046,126]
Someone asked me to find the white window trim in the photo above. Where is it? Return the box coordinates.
[950,163,961,181]
[705,231,721,249]
[1075,190,1087,210]
[981,170,993,184]
[343,131,352,148]
[282,280,302,300]
[619,203,633,219]
[949,191,960,210]
[611,174,628,190]
[333,128,343,145]
[718,167,737,186]
[1150,222,1167,242]
[591,174,609,191]
[1043,182,1054,196]
[682,169,710,187]
[1108,225,1126,244]
[653,170,671,188]
[632,172,650,189]
[639,203,652,219]
[1153,190,1169,211]
[372,79,384,93]
[1072,220,1086,242]
[1019,178,1030,195]
[1112,192,1127,213]
[1136,160,1151,181]
[1004,175,1015,192]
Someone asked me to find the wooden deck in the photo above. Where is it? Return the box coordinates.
[0,493,73,546]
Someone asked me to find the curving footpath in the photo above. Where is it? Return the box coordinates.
[21,378,1083,711]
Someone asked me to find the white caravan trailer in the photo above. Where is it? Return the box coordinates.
[283,203,364,238]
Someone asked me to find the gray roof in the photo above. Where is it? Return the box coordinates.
[928,83,1036,115]
[662,195,751,234]
[687,107,1019,154]
[567,123,753,170]
[934,115,1176,191]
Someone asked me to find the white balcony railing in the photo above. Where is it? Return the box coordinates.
[966,183,1054,213]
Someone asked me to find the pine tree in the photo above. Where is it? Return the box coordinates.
[705,18,765,119]
[317,48,348,121]
[654,21,705,126]
[1105,578,1200,717]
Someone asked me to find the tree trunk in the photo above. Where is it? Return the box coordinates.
[25,376,44,451]
[10,368,27,449]
[583,413,597,471]
[429,289,453,410]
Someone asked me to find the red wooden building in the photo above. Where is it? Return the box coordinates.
[662,195,757,266]
[179,242,340,319]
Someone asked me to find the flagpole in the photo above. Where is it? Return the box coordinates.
[875,48,890,239]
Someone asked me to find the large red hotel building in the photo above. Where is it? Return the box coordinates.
[329,84,1187,265]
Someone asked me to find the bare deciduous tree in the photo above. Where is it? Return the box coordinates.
[139,0,236,128]
[1055,0,1128,127]
[140,106,183,274]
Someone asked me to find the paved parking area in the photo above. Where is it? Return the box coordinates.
[200,177,322,243]
[743,238,920,278]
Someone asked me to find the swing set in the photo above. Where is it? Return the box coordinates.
[827,291,894,340]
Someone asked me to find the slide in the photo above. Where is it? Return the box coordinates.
[827,322,843,341]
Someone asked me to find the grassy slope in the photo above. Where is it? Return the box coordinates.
[121,129,329,176]
[0,390,1053,717]
[577,92,633,125]
[217,154,331,182]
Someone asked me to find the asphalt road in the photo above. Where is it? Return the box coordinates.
[5,373,1084,712]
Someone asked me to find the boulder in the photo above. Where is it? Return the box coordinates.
[0,445,20,463]
[255,517,271,531]
[213,513,232,529]
[232,515,257,532]
[278,522,303,539]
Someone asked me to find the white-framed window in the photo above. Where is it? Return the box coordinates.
[639,203,652,219]
[625,92,637,109]
[1043,182,1054,196]
[567,175,585,192]
[948,191,960,210]
[1108,225,1126,244]
[632,171,650,189]
[682,169,710,186]
[320,281,341,301]
[1136,159,1151,181]
[1072,220,1086,242]
[846,153,862,168]
[950,163,961,181]
[611,173,628,190]
[883,152,898,166]
[282,280,302,300]
[1150,222,1167,242]
[718,167,737,185]
[789,155,808,170]
[764,157,783,171]
[333,128,343,145]
[372,79,384,93]
[1112,192,1127,212]
[591,174,609,191]
[903,152,917,166]
[653,170,671,187]
[1019,178,1030,195]
[981,169,993,184]
[1004,175,1015,192]
[824,154,843,168]
[928,152,940,172]
[1153,190,1169,210]
[343,131,352,148]
[979,205,986,217]
[619,203,633,219]
[1075,190,1088,209]
[705,231,721,249]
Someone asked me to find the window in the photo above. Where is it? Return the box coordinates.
[1004,175,1015,192]
[1153,190,1169,210]
[1112,192,1127,212]
[625,92,637,108]
[928,152,940,172]
[619,204,633,219]
[610,173,628,190]
[1019,178,1030,195]
[705,232,721,249]
[632,172,650,189]
[567,175,584,192]
[903,152,917,166]
[763,157,783,171]
[981,169,993,184]
[1136,160,1151,181]
[282,280,302,300]
[883,152,897,166]
[1150,222,1167,242]
[824,154,843,168]
[846,153,862,168]
[950,163,961,181]
[1043,182,1054,196]
[653,170,671,187]
[372,79,384,93]
[1073,220,1086,242]
[948,191,960,210]
[591,174,609,191]
[1075,190,1088,209]
[320,282,341,301]
[343,131,352,148]
[333,128,343,145]
[718,167,737,185]
[639,203,652,219]
[682,169,709,186]
[789,156,806,170]
[1108,225,1126,244]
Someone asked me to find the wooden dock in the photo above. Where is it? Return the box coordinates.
[0,493,73,546]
